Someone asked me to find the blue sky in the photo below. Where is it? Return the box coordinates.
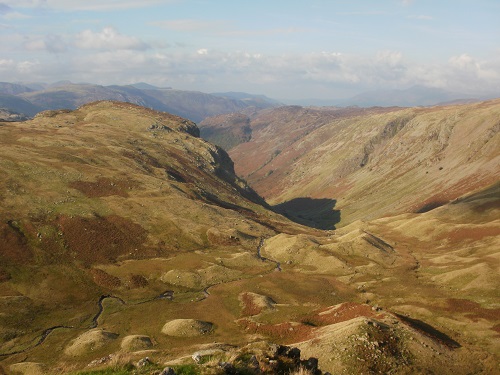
[1,0,499,101]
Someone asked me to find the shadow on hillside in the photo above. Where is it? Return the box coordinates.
[394,313,461,348]
[272,198,340,230]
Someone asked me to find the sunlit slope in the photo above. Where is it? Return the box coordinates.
[0,101,303,368]
[223,100,500,227]
[0,101,498,374]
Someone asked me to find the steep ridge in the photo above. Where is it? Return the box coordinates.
[207,100,500,228]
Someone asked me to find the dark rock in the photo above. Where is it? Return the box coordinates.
[267,359,278,371]
[218,361,237,374]
[276,345,290,356]
[276,345,301,361]
[137,357,152,367]
[302,357,319,372]
[249,355,260,372]
[287,347,301,360]
[160,367,176,375]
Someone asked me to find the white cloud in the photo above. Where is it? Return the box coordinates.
[442,53,500,92]
[16,60,39,73]
[0,2,30,19]
[3,11,31,19]
[152,19,228,32]
[408,15,433,20]
[152,19,308,38]
[72,50,148,75]
[449,53,477,70]
[0,48,498,99]
[2,0,166,11]
[24,34,67,53]
[75,27,149,51]
[0,58,15,71]
[0,3,11,13]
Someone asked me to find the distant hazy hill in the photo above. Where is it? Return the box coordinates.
[339,85,480,107]
[130,82,171,90]
[0,81,280,122]
[142,88,281,123]
[212,91,283,105]
[0,82,34,95]
[20,83,149,112]
[0,93,43,117]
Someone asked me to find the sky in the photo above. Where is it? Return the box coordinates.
[1,0,499,102]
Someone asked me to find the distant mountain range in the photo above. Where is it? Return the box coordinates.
[338,85,484,107]
[2,81,498,123]
[0,82,281,122]
[285,85,499,107]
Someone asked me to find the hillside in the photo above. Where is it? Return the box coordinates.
[201,100,500,229]
[0,101,498,375]
[0,94,43,118]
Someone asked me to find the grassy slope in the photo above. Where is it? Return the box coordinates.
[0,101,498,374]
[226,100,500,228]
[0,101,301,370]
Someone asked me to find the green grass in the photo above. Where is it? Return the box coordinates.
[173,364,201,375]
[74,363,204,375]
[73,362,163,375]
[75,369,131,375]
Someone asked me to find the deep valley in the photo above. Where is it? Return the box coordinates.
[0,100,498,375]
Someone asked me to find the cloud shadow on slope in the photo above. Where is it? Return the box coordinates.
[272,197,340,230]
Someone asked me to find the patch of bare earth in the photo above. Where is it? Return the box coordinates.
[237,319,314,343]
[89,268,122,289]
[302,302,386,327]
[239,292,276,317]
[57,215,147,264]
[69,177,137,198]
[0,221,32,264]
[444,298,500,322]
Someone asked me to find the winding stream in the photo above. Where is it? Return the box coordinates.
[0,287,176,358]
[90,295,126,329]
[0,325,73,357]
[1,241,282,357]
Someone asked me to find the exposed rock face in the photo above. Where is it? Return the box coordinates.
[0,109,29,122]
